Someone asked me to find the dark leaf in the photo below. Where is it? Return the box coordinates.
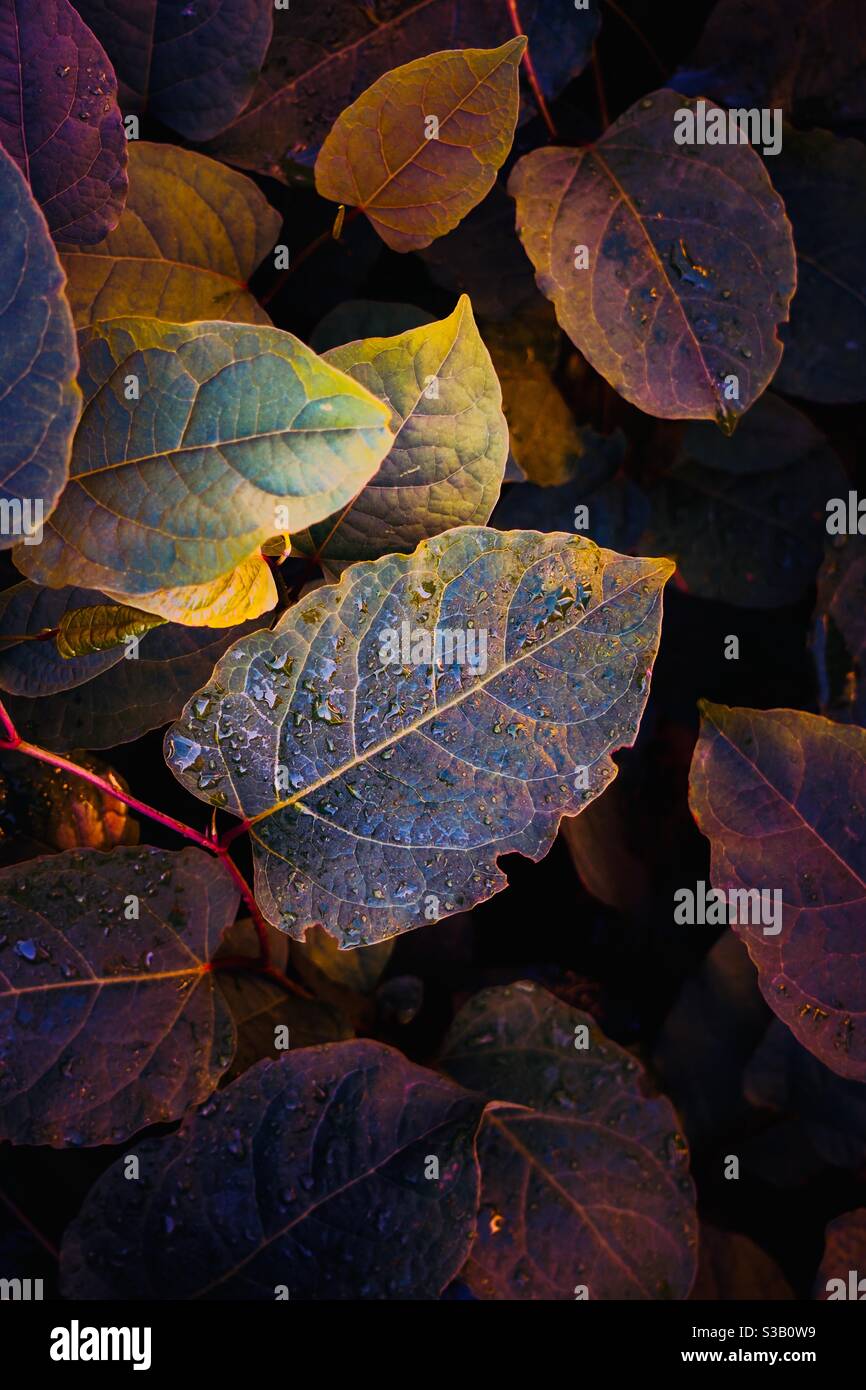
[0,748,138,852]
[439,981,698,1299]
[310,300,433,354]
[815,1209,866,1298]
[0,846,238,1146]
[689,1225,794,1300]
[419,180,541,323]
[811,538,866,727]
[60,1042,485,1298]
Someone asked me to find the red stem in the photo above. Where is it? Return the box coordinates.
[0,1187,60,1262]
[259,207,362,309]
[506,0,557,139]
[591,42,610,132]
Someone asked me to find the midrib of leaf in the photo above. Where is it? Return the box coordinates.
[61,250,251,292]
[245,556,670,828]
[3,964,206,997]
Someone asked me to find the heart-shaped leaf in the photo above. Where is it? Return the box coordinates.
[0,582,268,751]
[0,0,127,243]
[509,89,796,428]
[770,128,866,403]
[439,981,698,1300]
[639,393,844,607]
[0,145,80,549]
[689,702,866,1080]
[315,38,526,253]
[0,846,238,1146]
[166,526,673,945]
[14,318,394,618]
[72,0,273,142]
[61,1042,485,1298]
[204,0,598,180]
[293,297,508,566]
[59,142,280,327]
[811,538,866,727]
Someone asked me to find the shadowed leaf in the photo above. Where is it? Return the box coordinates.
[690,702,866,1080]
[310,300,433,354]
[689,1226,794,1300]
[60,1042,485,1298]
[419,180,542,322]
[315,38,526,253]
[166,526,673,945]
[815,1209,866,1298]
[293,297,508,566]
[72,0,273,141]
[0,145,80,549]
[811,538,866,727]
[440,981,698,1300]
[14,318,394,620]
[0,846,239,1146]
[0,0,127,243]
[509,89,796,428]
[0,749,138,853]
[59,142,280,327]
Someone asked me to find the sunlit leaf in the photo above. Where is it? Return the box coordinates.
[56,603,166,658]
[639,393,844,607]
[204,0,598,180]
[14,318,394,615]
[509,89,796,428]
[166,526,673,945]
[102,551,280,629]
[0,846,238,1146]
[0,0,127,243]
[59,142,280,327]
[0,749,138,852]
[293,297,508,566]
[770,128,866,403]
[811,538,866,727]
[689,702,866,1080]
[61,1042,485,1297]
[315,38,526,253]
[440,981,698,1300]
[72,0,273,141]
[0,145,80,549]
[0,581,268,751]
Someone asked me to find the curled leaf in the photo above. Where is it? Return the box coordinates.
[56,603,166,658]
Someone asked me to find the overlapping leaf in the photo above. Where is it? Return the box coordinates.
[56,602,165,657]
[0,749,138,855]
[689,1226,793,1300]
[811,538,866,727]
[72,0,273,141]
[509,89,796,427]
[315,39,526,253]
[440,981,698,1299]
[639,393,844,607]
[293,297,508,566]
[59,142,280,327]
[61,1042,485,1298]
[0,846,238,1146]
[204,0,599,180]
[689,703,866,1080]
[0,0,127,243]
[0,146,80,549]
[770,129,866,403]
[419,180,542,322]
[14,318,394,620]
[0,582,267,751]
[166,526,673,944]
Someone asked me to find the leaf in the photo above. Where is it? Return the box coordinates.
[0,581,268,751]
[315,38,526,253]
[439,981,698,1300]
[815,1209,866,1299]
[310,300,434,354]
[674,0,866,139]
[811,538,866,727]
[508,89,796,428]
[770,128,866,403]
[689,1226,794,1301]
[292,297,508,566]
[0,0,127,243]
[56,603,166,658]
[60,1042,485,1298]
[0,144,80,549]
[560,769,652,913]
[101,550,280,629]
[689,702,866,1080]
[0,749,138,852]
[203,0,598,181]
[0,846,238,1146]
[13,318,394,617]
[419,180,542,322]
[639,393,845,607]
[59,142,280,328]
[72,0,273,141]
[165,527,673,945]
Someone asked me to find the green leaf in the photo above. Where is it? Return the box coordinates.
[14,318,395,621]
[56,603,166,658]
[315,38,526,253]
[439,981,698,1299]
[509,89,796,428]
[0,144,80,549]
[165,526,673,945]
[293,297,508,566]
[0,846,238,1146]
[59,142,281,328]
